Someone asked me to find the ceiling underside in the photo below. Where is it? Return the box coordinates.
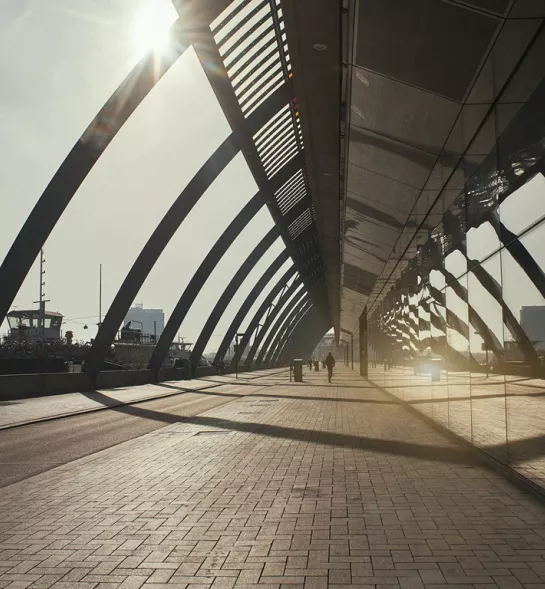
[340,0,544,339]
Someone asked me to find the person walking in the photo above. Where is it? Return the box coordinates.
[325,352,335,383]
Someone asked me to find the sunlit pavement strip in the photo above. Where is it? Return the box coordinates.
[2,368,545,588]
[0,370,283,429]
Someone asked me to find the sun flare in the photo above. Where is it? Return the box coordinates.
[131,3,177,58]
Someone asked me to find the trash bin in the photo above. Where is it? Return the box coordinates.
[314,360,320,371]
[293,359,303,382]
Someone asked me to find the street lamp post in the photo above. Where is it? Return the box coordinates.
[235,332,245,379]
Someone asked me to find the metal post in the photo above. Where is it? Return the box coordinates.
[33,249,49,344]
[39,250,45,342]
[235,332,245,379]
[98,263,102,326]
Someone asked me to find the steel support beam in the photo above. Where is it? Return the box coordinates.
[87,78,302,376]
[213,255,293,365]
[189,227,281,368]
[254,288,307,368]
[189,26,326,321]
[0,19,193,329]
[148,194,265,373]
[84,135,239,375]
[268,300,312,367]
[282,310,326,364]
[277,306,317,365]
[242,277,303,369]
[218,265,297,367]
[265,298,312,366]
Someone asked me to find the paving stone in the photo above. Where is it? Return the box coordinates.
[3,369,545,589]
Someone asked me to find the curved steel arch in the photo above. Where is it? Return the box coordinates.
[0,18,192,329]
[267,299,312,367]
[269,301,312,367]
[86,80,304,376]
[253,287,307,368]
[216,265,297,366]
[276,306,314,365]
[262,295,310,368]
[281,311,326,365]
[244,278,304,368]
[147,194,264,373]
[278,307,323,364]
[213,257,294,365]
[189,227,282,367]
[84,134,239,375]
[148,155,303,374]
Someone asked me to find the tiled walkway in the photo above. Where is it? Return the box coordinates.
[0,369,281,429]
[2,367,545,589]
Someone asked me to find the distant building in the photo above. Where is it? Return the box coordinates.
[520,306,545,350]
[124,304,164,337]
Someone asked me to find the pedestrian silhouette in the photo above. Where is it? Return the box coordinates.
[324,352,335,383]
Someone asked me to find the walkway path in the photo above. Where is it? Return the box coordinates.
[0,369,280,429]
[2,367,545,589]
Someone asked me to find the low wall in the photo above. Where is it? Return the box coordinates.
[0,369,179,401]
[0,372,94,399]
[0,364,263,401]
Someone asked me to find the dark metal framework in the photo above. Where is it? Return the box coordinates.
[268,300,312,366]
[248,281,305,368]
[279,307,326,364]
[0,0,332,377]
[189,229,284,367]
[148,193,265,373]
[275,306,314,365]
[213,259,294,365]
[261,294,310,367]
[232,273,302,368]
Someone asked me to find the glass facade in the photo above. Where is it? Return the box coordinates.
[346,71,545,489]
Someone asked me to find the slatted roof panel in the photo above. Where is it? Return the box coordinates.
[209,0,328,319]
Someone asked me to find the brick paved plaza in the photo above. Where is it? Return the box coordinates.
[2,367,545,589]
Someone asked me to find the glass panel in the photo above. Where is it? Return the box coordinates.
[468,253,507,460]
[414,279,433,417]
[446,274,472,442]
[6,47,232,341]
[466,221,501,262]
[205,237,286,354]
[429,292,448,427]
[181,207,276,345]
[444,249,467,281]
[503,221,545,488]
[499,172,545,238]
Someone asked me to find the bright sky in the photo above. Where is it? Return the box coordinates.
[0,0,285,353]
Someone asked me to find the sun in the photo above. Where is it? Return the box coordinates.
[131,2,178,59]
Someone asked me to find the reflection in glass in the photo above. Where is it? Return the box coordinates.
[468,254,506,459]
[503,222,545,487]
[499,173,545,238]
[445,275,472,442]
